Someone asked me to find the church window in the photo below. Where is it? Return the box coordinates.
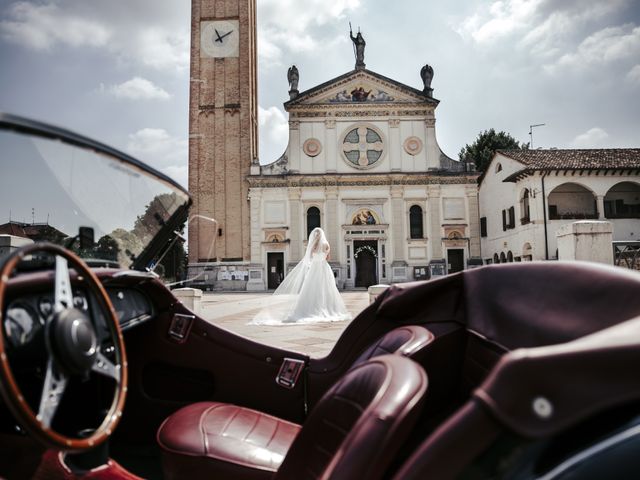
[409,205,424,239]
[341,124,385,169]
[495,163,502,173]
[480,217,487,237]
[306,207,321,237]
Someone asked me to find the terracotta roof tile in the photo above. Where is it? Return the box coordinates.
[498,148,640,170]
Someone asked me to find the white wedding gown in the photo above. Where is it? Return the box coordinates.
[251,228,351,325]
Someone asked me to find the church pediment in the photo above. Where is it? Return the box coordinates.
[284,69,438,109]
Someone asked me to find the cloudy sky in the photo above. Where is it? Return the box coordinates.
[1,0,639,188]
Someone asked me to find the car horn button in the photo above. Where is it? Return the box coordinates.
[51,308,98,375]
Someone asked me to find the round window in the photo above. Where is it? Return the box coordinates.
[341,125,385,169]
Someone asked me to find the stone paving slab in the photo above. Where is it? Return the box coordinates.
[198,292,371,358]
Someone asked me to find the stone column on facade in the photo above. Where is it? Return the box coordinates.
[288,187,302,264]
[247,188,266,291]
[390,185,408,281]
[466,185,481,258]
[325,186,339,251]
[389,118,401,172]
[325,186,341,284]
[289,120,301,173]
[248,189,262,263]
[428,185,443,259]
[596,195,605,220]
[325,118,337,173]
[424,116,439,170]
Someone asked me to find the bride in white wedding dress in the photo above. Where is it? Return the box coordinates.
[251,227,351,325]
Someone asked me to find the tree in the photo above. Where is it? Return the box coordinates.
[459,129,528,173]
[133,193,187,281]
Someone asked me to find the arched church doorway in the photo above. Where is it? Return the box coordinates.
[354,240,378,288]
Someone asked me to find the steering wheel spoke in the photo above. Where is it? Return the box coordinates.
[54,255,73,313]
[37,358,68,429]
[92,349,121,382]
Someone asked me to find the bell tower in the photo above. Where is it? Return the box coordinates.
[188,0,258,270]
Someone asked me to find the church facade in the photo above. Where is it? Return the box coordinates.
[246,58,481,291]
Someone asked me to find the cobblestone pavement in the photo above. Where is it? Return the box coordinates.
[198,291,371,358]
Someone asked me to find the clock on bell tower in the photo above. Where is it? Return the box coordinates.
[188,0,258,270]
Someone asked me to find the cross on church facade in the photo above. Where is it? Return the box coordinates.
[342,126,384,167]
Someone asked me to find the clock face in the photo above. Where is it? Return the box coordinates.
[200,20,239,58]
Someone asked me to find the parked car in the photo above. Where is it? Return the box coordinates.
[1,113,640,480]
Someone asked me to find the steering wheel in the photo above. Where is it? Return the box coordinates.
[0,243,127,451]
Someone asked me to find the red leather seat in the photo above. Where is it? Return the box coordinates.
[157,403,300,480]
[352,324,433,364]
[159,355,428,480]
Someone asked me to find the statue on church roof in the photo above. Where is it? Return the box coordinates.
[287,65,299,99]
[349,24,366,70]
[420,64,434,97]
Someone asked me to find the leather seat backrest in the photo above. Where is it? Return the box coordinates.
[353,325,434,366]
[275,355,427,480]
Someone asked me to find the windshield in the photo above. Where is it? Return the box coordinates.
[0,118,190,272]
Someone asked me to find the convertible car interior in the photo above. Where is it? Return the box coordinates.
[1,114,640,479]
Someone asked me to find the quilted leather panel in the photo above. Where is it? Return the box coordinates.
[157,402,301,472]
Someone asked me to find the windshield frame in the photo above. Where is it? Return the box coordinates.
[0,112,192,272]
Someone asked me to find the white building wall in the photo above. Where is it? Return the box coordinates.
[290,116,443,175]
[480,154,640,262]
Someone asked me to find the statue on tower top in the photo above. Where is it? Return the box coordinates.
[349,23,366,70]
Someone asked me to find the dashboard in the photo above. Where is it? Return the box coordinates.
[3,287,153,349]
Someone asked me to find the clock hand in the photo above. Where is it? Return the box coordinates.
[219,30,233,41]
[214,28,223,43]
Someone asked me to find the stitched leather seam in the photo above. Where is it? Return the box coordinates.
[332,394,365,413]
[219,406,241,441]
[265,414,280,449]
[321,418,348,436]
[200,404,220,455]
[242,410,261,443]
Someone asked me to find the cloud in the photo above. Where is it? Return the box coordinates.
[550,24,640,72]
[0,2,111,50]
[127,128,187,179]
[627,64,640,85]
[104,77,171,101]
[0,1,189,72]
[456,0,544,45]
[132,27,189,72]
[258,0,360,66]
[258,106,289,163]
[571,127,609,147]
[456,0,637,71]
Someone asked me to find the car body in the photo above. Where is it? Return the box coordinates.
[1,114,640,479]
